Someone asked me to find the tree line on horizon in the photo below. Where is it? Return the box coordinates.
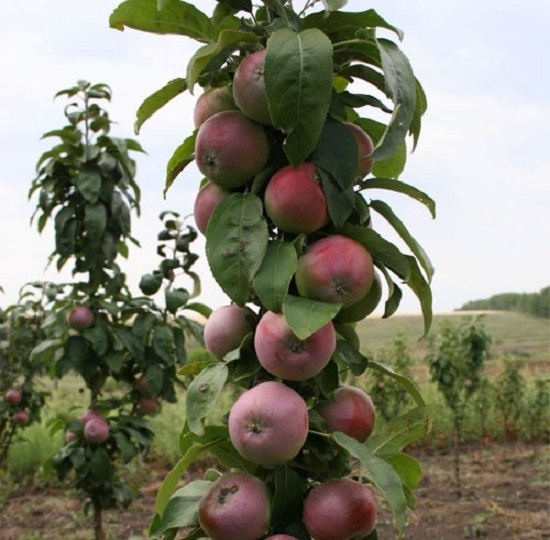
[457,286,549,319]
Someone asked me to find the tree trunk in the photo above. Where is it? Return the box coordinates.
[93,496,105,540]
[453,424,462,498]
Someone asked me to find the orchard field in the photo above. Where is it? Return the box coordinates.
[1,310,549,539]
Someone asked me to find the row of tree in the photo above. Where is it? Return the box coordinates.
[458,286,549,319]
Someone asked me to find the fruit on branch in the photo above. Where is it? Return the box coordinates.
[295,235,374,307]
[228,380,309,467]
[83,416,110,444]
[336,270,383,323]
[203,304,256,359]
[193,86,238,129]
[65,430,77,443]
[4,389,22,405]
[303,478,377,540]
[345,122,375,180]
[232,49,272,125]
[193,181,230,235]
[198,472,271,540]
[79,408,102,425]
[12,410,30,425]
[135,374,150,396]
[319,385,376,443]
[67,305,95,330]
[264,163,329,234]
[195,110,270,189]
[138,396,161,415]
[254,311,336,381]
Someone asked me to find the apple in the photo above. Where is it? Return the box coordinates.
[193,86,238,129]
[303,478,377,540]
[65,430,77,443]
[79,408,102,426]
[193,181,230,235]
[135,374,150,396]
[345,122,375,180]
[254,311,336,381]
[336,270,383,323]
[195,110,270,189]
[203,304,256,359]
[12,410,30,425]
[264,163,329,234]
[4,389,22,405]
[83,416,110,444]
[198,472,271,540]
[228,380,309,467]
[295,235,374,307]
[319,385,376,442]
[138,396,161,415]
[232,49,271,125]
[67,305,94,330]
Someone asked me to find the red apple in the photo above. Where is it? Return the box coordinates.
[303,478,377,540]
[67,305,95,330]
[193,85,238,129]
[203,304,256,359]
[138,396,161,415]
[12,410,30,425]
[254,311,336,381]
[198,472,271,540]
[336,270,383,323]
[264,163,329,234]
[295,235,374,307]
[135,374,150,396]
[228,381,309,467]
[79,408,102,426]
[195,110,270,189]
[4,389,22,406]
[193,181,230,236]
[83,416,110,444]
[232,49,271,125]
[319,385,376,442]
[345,122,375,180]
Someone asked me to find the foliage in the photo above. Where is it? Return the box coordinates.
[458,286,550,319]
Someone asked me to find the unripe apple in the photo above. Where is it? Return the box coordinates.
[83,416,110,444]
[345,121,375,180]
[232,49,271,125]
[295,235,374,307]
[203,304,256,359]
[12,410,30,425]
[228,381,309,467]
[303,478,377,540]
[193,181,230,235]
[193,86,238,129]
[264,163,329,234]
[336,270,383,323]
[254,311,336,381]
[195,110,270,189]
[4,389,22,405]
[67,305,95,330]
[138,396,161,415]
[198,472,271,540]
[319,385,376,442]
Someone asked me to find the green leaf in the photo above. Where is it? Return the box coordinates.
[265,28,333,165]
[386,453,422,509]
[109,0,214,43]
[370,199,434,282]
[405,255,433,336]
[165,288,189,314]
[332,431,407,535]
[369,359,425,406]
[371,39,417,162]
[30,338,62,364]
[164,132,196,196]
[378,265,402,318]
[271,466,304,526]
[321,0,348,13]
[149,480,211,538]
[360,176,436,218]
[76,167,102,203]
[139,272,164,296]
[366,406,437,457]
[206,193,268,306]
[333,338,369,376]
[186,29,259,93]
[410,78,428,151]
[84,203,107,241]
[186,363,228,436]
[253,240,297,312]
[318,169,355,227]
[282,295,341,340]
[153,325,176,364]
[135,78,187,134]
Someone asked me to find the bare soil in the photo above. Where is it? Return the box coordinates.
[1,442,548,540]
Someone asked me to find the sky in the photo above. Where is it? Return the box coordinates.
[0,0,549,316]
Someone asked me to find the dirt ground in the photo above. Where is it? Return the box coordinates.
[1,442,548,540]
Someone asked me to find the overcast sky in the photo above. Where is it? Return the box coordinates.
[0,0,548,316]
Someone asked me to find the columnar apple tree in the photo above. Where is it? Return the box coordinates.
[110,1,436,538]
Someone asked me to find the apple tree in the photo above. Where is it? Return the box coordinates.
[110,1,436,538]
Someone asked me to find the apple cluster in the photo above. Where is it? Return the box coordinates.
[190,48,382,539]
[4,388,30,426]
